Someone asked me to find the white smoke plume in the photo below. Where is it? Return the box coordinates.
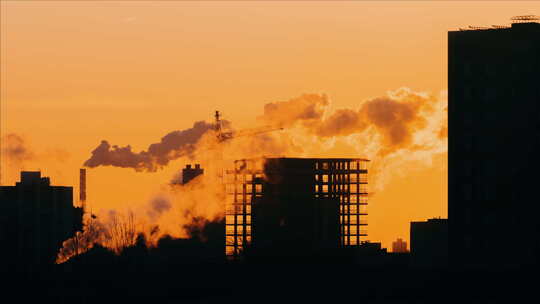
[83,121,224,172]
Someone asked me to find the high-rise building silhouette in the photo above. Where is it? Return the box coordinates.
[448,16,540,268]
[0,172,83,271]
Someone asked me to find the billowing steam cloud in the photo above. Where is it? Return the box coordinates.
[57,167,226,263]
[146,195,172,221]
[260,88,440,157]
[262,93,329,128]
[84,121,216,171]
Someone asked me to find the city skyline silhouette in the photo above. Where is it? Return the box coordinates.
[0,1,538,303]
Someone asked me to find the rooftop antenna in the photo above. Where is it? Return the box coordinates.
[511,15,540,24]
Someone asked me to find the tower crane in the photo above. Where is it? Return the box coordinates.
[214,110,283,143]
[211,111,283,180]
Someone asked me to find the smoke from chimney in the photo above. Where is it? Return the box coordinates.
[83,121,219,172]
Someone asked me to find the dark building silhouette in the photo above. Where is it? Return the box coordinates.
[392,238,408,253]
[182,164,203,185]
[449,16,540,268]
[410,218,448,269]
[225,158,369,259]
[0,172,83,271]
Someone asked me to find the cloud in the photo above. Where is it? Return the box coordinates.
[2,133,34,163]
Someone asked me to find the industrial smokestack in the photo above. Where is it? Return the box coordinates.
[80,168,86,210]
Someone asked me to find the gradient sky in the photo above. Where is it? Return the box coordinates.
[1,1,538,249]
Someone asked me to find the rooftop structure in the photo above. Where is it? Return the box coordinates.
[181,164,204,185]
[458,15,539,31]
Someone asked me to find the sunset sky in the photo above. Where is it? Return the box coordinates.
[1,1,538,249]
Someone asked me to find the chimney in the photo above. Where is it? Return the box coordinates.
[80,168,86,210]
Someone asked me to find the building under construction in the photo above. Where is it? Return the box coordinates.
[225,157,369,258]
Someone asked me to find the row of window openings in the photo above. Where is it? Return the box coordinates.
[226,236,251,245]
[225,225,367,238]
[225,174,367,185]
[225,217,367,226]
[225,214,367,225]
[341,218,368,224]
[226,196,367,204]
[226,197,361,204]
[225,174,264,183]
[341,236,362,246]
[315,162,368,170]
[226,184,263,193]
[315,184,368,193]
[225,197,367,206]
[226,215,251,224]
[234,160,263,171]
[226,226,251,234]
[342,226,367,234]
[226,199,367,207]
[226,186,368,195]
[226,235,367,247]
[233,161,369,172]
[315,174,368,183]
[225,246,248,256]
[341,206,368,213]
[225,202,367,214]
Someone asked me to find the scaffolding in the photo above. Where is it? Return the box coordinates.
[224,157,369,258]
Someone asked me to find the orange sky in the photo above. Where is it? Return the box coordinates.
[1,1,538,249]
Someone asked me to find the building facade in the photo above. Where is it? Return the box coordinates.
[448,17,540,268]
[410,218,448,269]
[224,158,369,258]
[0,172,83,271]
